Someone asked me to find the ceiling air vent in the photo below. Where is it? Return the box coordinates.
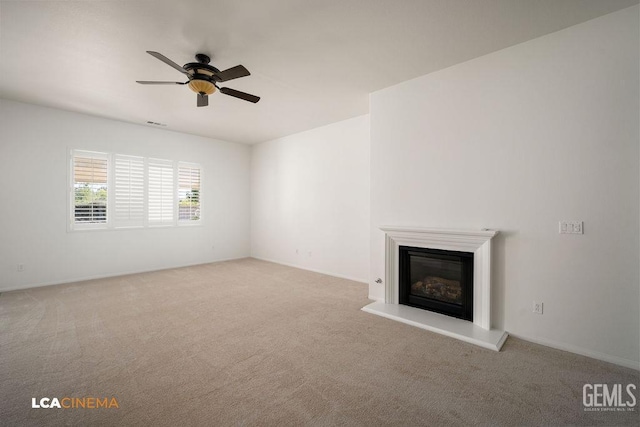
[146,121,167,127]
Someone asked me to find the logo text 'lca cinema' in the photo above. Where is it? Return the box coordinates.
[31,397,119,409]
[583,384,637,412]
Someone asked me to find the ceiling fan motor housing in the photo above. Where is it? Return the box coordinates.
[185,54,220,95]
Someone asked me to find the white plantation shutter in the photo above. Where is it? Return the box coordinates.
[69,150,203,231]
[178,163,201,223]
[148,159,174,225]
[72,151,109,228]
[114,155,145,227]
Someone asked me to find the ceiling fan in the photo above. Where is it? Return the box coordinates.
[137,51,260,107]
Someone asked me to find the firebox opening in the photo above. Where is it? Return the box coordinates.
[399,246,474,321]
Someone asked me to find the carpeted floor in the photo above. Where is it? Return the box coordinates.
[1,258,638,426]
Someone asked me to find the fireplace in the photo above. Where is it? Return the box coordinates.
[361,227,508,351]
[399,246,473,321]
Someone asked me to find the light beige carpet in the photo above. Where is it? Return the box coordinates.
[0,258,638,426]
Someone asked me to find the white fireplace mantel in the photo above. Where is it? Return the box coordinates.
[362,226,508,351]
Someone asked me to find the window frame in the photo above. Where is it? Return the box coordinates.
[69,149,111,231]
[68,149,202,232]
[177,162,202,226]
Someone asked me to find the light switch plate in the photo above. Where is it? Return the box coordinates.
[559,221,583,234]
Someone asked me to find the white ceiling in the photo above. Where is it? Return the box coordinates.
[0,0,637,144]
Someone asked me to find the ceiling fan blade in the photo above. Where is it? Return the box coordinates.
[197,94,208,107]
[219,87,260,103]
[146,51,189,75]
[136,81,187,85]
[214,65,250,82]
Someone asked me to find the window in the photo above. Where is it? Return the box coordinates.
[178,163,201,223]
[148,159,175,226]
[71,151,109,229]
[114,155,145,228]
[70,150,201,230]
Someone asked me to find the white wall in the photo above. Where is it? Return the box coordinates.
[369,7,639,367]
[0,100,251,291]
[251,115,370,282]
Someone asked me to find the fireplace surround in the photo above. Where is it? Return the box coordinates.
[362,226,508,351]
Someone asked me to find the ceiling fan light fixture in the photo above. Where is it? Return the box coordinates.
[188,79,216,95]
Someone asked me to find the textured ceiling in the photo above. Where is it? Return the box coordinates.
[0,0,637,144]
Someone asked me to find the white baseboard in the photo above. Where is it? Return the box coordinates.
[0,257,248,293]
[250,256,367,284]
[508,332,639,371]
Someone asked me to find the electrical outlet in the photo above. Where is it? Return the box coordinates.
[17,264,24,272]
[533,301,543,315]
[559,221,583,234]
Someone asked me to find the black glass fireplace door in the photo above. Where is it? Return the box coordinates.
[399,246,473,321]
